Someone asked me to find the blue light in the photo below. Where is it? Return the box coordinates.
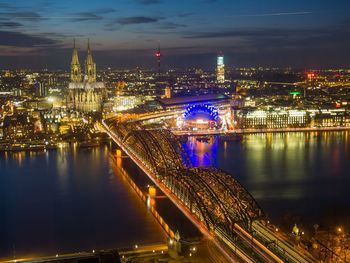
[183,103,219,121]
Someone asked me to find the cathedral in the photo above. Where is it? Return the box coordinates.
[66,40,107,112]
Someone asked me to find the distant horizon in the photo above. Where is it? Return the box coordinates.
[1,45,350,70]
[0,62,349,72]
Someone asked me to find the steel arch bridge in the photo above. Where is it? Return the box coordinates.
[105,119,264,232]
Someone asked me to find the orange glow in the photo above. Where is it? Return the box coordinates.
[149,186,157,197]
[196,119,208,124]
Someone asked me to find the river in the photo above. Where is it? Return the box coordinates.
[1,131,350,259]
[0,144,166,259]
[184,131,350,232]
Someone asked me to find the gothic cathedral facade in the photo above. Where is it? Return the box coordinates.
[67,40,107,112]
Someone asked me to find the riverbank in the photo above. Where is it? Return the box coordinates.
[173,126,350,136]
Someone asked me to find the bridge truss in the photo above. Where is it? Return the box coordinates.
[105,119,264,233]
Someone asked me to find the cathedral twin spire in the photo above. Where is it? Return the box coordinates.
[70,39,81,82]
[70,39,96,83]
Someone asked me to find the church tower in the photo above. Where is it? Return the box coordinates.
[67,38,106,113]
[70,39,82,82]
[85,39,96,83]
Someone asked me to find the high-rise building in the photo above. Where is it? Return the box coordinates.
[35,81,48,97]
[216,53,225,84]
[165,86,171,99]
[67,40,107,112]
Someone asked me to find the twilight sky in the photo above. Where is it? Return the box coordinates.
[0,0,350,69]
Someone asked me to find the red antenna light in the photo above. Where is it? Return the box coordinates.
[307,72,315,79]
[155,42,161,75]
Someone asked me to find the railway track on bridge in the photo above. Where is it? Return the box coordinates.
[99,118,315,263]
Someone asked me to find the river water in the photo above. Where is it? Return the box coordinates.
[184,131,350,232]
[1,131,350,259]
[0,144,166,259]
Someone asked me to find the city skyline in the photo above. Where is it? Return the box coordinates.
[1,0,350,69]
[2,6,350,258]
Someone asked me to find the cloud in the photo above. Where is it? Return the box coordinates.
[133,0,162,4]
[0,21,23,28]
[184,27,329,40]
[70,12,103,22]
[184,23,350,57]
[69,8,115,22]
[0,11,43,21]
[117,16,162,25]
[228,11,313,18]
[183,28,286,39]
[93,8,116,14]
[177,12,195,18]
[158,22,187,29]
[0,30,57,47]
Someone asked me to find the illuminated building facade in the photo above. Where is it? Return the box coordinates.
[67,40,107,112]
[311,109,350,127]
[164,86,171,99]
[234,108,350,129]
[34,81,48,97]
[114,96,143,111]
[3,114,34,139]
[235,109,309,129]
[157,95,231,131]
[216,54,225,84]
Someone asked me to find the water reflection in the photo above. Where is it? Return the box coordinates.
[0,145,166,259]
[183,136,218,167]
[185,132,350,227]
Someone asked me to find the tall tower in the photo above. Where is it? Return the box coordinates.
[155,42,161,75]
[70,39,82,82]
[85,39,96,83]
[216,53,225,84]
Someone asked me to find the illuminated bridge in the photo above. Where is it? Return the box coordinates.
[122,129,262,231]
[101,117,315,263]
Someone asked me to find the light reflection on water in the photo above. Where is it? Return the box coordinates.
[184,131,350,228]
[0,145,166,259]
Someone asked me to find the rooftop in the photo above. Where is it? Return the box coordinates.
[158,94,230,107]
